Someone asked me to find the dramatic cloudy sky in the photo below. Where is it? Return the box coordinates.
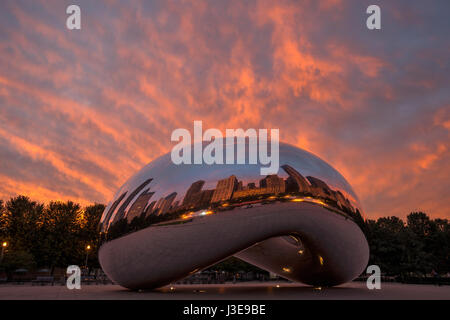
[0,0,449,219]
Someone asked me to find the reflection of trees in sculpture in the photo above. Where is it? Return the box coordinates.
[104,164,362,241]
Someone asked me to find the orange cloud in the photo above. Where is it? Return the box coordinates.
[0,0,448,220]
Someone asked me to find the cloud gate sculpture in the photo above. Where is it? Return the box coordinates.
[98,141,369,290]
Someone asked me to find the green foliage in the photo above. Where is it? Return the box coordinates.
[38,201,83,268]
[1,196,44,253]
[0,250,36,273]
[0,200,4,241]
[0,196,104,273]
[365,216,408,274]
[80,204,105,268]
[0,194,449,276]
[364,212,450,275]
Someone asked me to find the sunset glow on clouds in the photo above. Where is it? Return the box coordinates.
[0,0,449,219]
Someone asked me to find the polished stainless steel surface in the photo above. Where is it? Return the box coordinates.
[100,141,363,233]
[98,140,369,289]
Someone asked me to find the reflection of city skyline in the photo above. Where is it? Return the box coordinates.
[102,164,358,231]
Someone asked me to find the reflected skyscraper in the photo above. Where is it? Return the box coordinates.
[211,175,238,203]
[281,164,311,193]
[182,180,205,207]
[188,189,214,209]
[99,141,368,290]
[157,192,177,215]
[101,192,127,231]
[126,190,155,222]
[112,178,153,224]
[260,174,286,194]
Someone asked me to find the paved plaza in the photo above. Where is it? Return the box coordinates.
[0,281,448,300]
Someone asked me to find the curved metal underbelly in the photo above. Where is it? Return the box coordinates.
[99,202,369,289]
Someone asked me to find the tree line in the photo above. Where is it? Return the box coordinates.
[1,195,449,277]
[361,212,450,276]
[0,196,104,275]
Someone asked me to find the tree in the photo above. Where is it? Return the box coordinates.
[0,195,107,272]
[0,200,5,242]
[403,212,434,274]
[1,194,449,278]
[431,218,450,273]
[0,250,36,278]
[39,201,84,272]
[0,196,44,259]
[80,203,105,268]
[407,212,433,237]
[365,216,408,275]
[363,211,449,277]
